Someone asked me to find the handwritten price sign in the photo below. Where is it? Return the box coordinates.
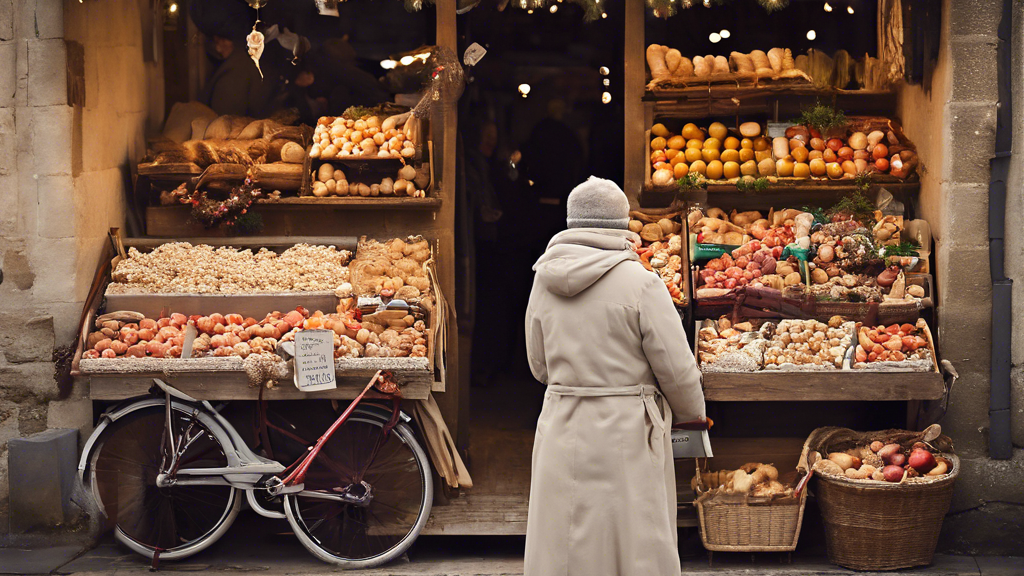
[293,329,337,392]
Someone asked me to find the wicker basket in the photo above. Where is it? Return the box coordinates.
[807,427,959,571]
[693,439,811,552]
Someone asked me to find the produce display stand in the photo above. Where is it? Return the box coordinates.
[624,2,947,534]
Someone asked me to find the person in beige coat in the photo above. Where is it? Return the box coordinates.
[524,177,706,576]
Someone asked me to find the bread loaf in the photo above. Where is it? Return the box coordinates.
[665,49,682,73]
[693,55,710,77]
[768,48,785,73]
[646,44,669,77]
[714,55,729,74]
[750,50,772,75]
[674,56,694,77]
[730,52,754,73]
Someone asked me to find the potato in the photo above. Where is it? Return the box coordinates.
[877,443,902,463]
[628,220,644,234]
[657,218,675,236]
[828,452,862,471]
[318,163,335,183]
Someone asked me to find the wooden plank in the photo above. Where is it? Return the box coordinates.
[623,0,646,206]
[102,292,340,319]
[86,365,432,401]
[122,236,360,249]
[435,0,462,447]
[146,203,447,237]
[271,197,441,209]
[702,370,945,402]
[648,87,898,119]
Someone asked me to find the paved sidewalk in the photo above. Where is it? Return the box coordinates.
[2,511,1020,575]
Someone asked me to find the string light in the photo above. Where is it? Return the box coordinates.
[709,32,722,43]
[527,9,533,14]
[400,56,415,66]
[380,60,397,69]
[847,5,854,13]
[601,92,612,104]
[549,4,557,12]
[599,66,610,75]
[601,12,607,18]
[806,30,817,41]
[720,29,731,38]
[518,83,531,98]
[824,2,832,11]
[602,78,610,86]
[168,2,178,12]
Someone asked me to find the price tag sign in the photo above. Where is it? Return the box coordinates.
[293,329,337,392]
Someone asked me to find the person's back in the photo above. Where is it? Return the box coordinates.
[524,177,705,576]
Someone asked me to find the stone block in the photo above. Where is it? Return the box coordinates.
[1012,367,1024,447]
[945,102,998,185]
[18,0,63,40]
[36,173,75,237]
[1,246,34,290]
[18,402,47,434]
[46,398,93,436]
[940,501,1024,556]
[74,168,122,238]
[0,361,56,403]
[939,371,992,457]
[26,38,66,107]
[29,237,78,303]
[943,183,990,249]
[0,108,14,176]
[14,38,26,107]
[0,1,13,42]
[0,314,54,363]
[950,38,999,102]
[8,428,79,532]
[948,0,1004,39]
[29,104,73,175]
[0,41,15,108]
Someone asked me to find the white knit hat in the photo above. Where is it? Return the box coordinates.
[565,176,630,229]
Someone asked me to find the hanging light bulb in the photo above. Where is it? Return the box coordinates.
[806,30,817,41]
[168,2,178,13]
[602,78,610,86]
[720,29,731,39]
[824,2,832,11]
[599,66,610,75]
[380,60,397,70]
[709,32,722,43]
[601,92,612,104]
[519,83,531,98]
[527,9,533,14]
[601,12,607,18]
[400,56,415,66]
[549,4,557,12]
[847,5,854,13]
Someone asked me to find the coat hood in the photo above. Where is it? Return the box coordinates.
[532,228,640,297]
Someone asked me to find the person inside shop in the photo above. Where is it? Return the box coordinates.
[523,176,706,576]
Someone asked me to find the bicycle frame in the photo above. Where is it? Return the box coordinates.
[150,371,404,512]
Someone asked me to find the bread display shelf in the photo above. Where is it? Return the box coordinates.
[645,87,897,119]
[701,371,944,402]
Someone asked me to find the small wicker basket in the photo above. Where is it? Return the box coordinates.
[693,439,811,552]
[806,427,959,571]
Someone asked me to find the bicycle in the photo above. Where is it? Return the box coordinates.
[77,370,433,569]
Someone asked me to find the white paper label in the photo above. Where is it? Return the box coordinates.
[766,122,789,139]
[293,329,337,392]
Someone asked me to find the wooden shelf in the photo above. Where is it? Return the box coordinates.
[269,196,441,209]
[645,85,897,119]
[701,370,945,402]
[83,360,433,401]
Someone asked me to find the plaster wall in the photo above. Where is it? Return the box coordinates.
[0,0,160,533]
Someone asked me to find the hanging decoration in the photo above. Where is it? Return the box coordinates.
[247,22,265,79]
[169,172,264,229]
[410,46,466,120]
[504,0,603,21]
[646,0,788,19]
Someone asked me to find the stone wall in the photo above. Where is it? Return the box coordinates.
[0,0,160,533]
[897,0,1024,555]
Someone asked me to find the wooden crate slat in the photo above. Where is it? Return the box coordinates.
[702,371,945,402]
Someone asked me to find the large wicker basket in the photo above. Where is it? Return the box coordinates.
[693,438,811,552]
[807,427,959,571]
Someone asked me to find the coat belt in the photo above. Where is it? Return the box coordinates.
[545,384,659,398]
[545,384,667,436]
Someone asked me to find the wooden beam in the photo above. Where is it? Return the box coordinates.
[434,0,463,448]
[623,0,646,207]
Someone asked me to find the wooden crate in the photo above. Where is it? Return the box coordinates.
[76,236,446,400]
[694,320,945,402]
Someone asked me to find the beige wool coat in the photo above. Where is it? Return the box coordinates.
[524,228,705,576]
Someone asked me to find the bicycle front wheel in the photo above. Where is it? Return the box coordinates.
[87,405,241,561]
[283,416,432,568]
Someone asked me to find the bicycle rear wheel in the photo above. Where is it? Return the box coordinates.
[283,416,432,568]
[87,404,241,561]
